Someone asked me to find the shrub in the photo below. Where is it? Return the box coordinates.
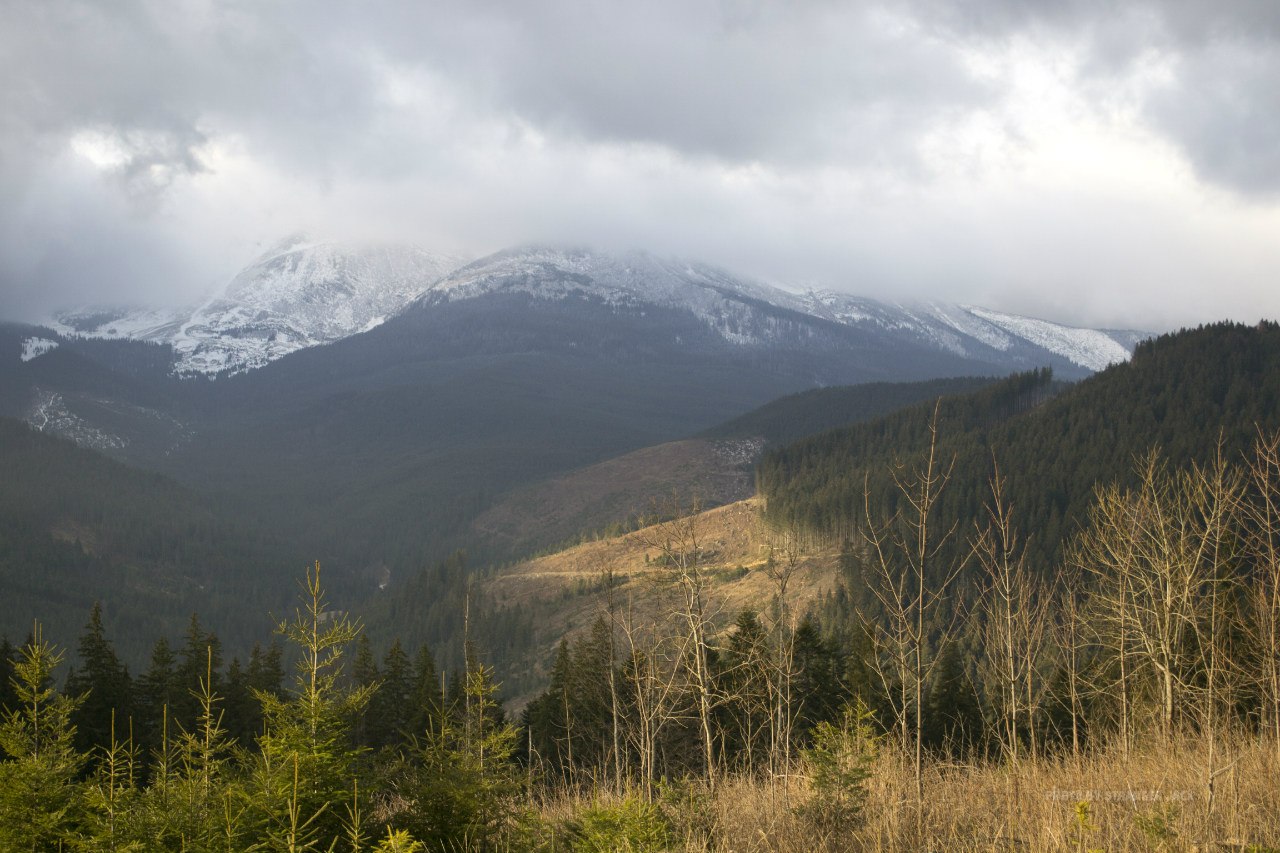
[796,699,878,833]
[566,795,671,853]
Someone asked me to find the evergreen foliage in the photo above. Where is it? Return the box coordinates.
[247,562,375,848]
[67,603,132,763]
[760,323,1280,573]
[0,626,86,852]
[0,416,304,663]
[797,700,878,833]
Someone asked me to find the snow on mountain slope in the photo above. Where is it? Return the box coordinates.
[49,306,187,341]
[20,337,59,361]
[965,307,1134,372]
[167,235,465,374]
[800,289,1142,372]
[51,235,465,375]
[426,245,811,333]
[46,239,1144,377]
[427,247,1146,372]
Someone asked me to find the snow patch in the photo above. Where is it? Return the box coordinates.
[25,390,127,451]
[20,337,59,361]
[967,307,1133,371]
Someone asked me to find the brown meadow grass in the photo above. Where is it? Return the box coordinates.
[530,736,1280,852]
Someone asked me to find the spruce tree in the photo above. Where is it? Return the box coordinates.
[0,638,16,715]
[370,640,413,750]
[923,643,985,757]
[248,642,286,698]
[409,644,443,743]
[351,635,380,750]
[0,625,87,851]
[246,562,374,850]
[68,602,133,761]
[135,637,181,764]
[390,662,519,849]
[222,657,255,747]
[174,615,222,734]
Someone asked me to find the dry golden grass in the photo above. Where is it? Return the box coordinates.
[530,738,1280,852]
[484,498,843,705]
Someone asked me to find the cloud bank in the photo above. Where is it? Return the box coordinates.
[2,0,1279,330]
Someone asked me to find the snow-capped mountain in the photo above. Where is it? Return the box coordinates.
[421,246,1145,375]
[46,239,1144,378]
[51,235,465,375]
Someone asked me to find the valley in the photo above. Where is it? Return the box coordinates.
[6,242,1280,852]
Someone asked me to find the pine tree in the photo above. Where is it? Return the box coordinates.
[0,625,87,851]
[369,640,414,750]
[409,644,443,743]
[0,638,17,715]
[246,562,375,850]
[68,602,133,762]
[135,637,181,764]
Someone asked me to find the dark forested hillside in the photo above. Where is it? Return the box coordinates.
[151,291,1016,570]
[759,321,1280,570]
[703,375,1003,447]
[0,417,306,661]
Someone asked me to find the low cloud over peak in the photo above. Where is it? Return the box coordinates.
[2,1,1278,330]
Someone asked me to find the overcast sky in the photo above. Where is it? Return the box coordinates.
[2,0,1279,330]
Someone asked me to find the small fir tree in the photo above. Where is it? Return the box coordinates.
[0,625,87,851]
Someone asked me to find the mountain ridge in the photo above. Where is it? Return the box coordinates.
[39,239,1147,378]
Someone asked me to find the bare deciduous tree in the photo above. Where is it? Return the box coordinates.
[616,600,683,801]
[763,518,805,789]
[1243,428,1280,746]
[973,461,1052,763]
[1077,449,1243,746]
[635,494,722,788]
[858,403,968,822]
[1049,561,1089,757]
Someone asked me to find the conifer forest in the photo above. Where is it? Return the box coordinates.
[3,325,1280,851]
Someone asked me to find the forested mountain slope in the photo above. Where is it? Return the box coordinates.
[703,375,1004,448]
[760,321,1280,570]
[0,417,306,660]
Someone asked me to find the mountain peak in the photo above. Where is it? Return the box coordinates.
[44,238,1147,378]
[51,237,468,375]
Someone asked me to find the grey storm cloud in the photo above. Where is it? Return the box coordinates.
[380,1,998,168]
[911,0,1280,196]
[1,0,1279,327]
[0,1,999,174]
